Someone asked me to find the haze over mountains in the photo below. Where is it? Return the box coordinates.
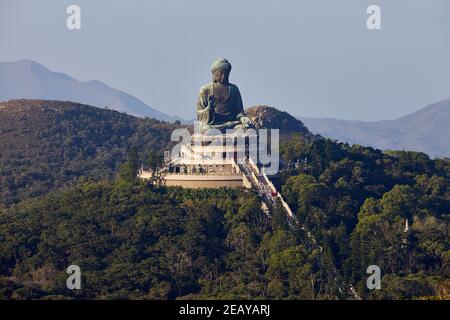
[0,59,177,122]
[300,99,450,159]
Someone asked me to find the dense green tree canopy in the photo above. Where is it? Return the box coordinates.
[0,100,448,300]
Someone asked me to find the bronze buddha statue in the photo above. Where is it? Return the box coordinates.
[196,58,252,133]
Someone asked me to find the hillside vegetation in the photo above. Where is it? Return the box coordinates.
[0,182,336,299]
[0,99,448,300]
[280,135,450,299]
[0,99,179,207]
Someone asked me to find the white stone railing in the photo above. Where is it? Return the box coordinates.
[242,174,252,188]
[248,157,260,175]
[262,168,294,217]
[230,158,241,173]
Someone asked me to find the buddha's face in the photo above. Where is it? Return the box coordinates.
[212,69,229,84]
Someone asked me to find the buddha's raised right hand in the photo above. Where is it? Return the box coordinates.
[208,95,216,110]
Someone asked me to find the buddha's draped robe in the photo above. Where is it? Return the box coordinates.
[196,82,245,131]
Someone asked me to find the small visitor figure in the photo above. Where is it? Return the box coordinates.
[196,58,253,133]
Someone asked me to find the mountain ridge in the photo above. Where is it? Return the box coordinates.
[0,59,178,122]
[300,98,450,158]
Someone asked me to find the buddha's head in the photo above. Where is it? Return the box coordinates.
[211,58,231,84]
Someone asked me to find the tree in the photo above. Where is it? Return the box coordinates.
[146,150,163,172]
[117,147,139,184]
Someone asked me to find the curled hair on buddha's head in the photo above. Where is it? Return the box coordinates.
[211,58,232,74]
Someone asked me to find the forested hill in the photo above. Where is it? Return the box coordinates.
[279,137,450,299]
[0,99,449,300]
[0,100,314,207]
[246,105,313,137]
[1,132,449,300]
[0,99,179,206]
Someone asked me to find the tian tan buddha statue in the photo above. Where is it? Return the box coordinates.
[196,58,253,133]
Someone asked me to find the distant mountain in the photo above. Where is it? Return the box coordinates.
[0,59,177,122]
[300,98,450,158]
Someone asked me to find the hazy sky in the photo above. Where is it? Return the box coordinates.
[1,0,449,120]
